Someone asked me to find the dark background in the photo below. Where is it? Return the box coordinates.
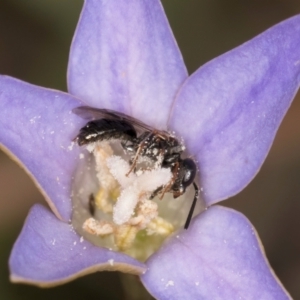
[1,0,300,299]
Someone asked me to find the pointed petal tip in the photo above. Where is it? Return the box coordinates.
[170,14,300,205]
[68,0,187,129]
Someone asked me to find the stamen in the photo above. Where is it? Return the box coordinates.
[83,218,114,236]
[113,185,140,225]
[93,186,120,213]
[94,142,118,191]
[147,217,174,235]
[115,224,139,251]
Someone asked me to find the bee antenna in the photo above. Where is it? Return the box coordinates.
[184,182,199,229]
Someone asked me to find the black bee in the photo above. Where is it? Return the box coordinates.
[73,106,199,229]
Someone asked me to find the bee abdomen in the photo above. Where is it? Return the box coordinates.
[76,119,137,145]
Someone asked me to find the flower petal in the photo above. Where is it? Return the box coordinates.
[68,0,187,129]
[141,206,290,300]
[9,204,146,287]
[169,15,300,204]
[0,76,84,221]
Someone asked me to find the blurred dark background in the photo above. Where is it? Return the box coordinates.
[1,0,300,299]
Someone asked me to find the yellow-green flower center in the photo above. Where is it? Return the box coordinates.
[71,141,202,261]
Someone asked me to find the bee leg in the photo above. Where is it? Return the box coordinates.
[127,157,138,173]
[150,186,164,199]
[126,132,153,176]
[159,179,174,200]
[125,144,144,176]
[184,182,199,230]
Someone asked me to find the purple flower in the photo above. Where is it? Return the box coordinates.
[0,0,299,298]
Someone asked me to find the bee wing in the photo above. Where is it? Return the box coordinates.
[73,106,156,133]
[73,106,111,120]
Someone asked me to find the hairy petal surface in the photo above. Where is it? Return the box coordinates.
[0,76,84,221]
[170,15,300,204]
[68,0,187,129]
[141,206,290,300]
[9,204,146,287]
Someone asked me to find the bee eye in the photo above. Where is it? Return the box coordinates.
[184,169,192,183]
[182,158,197,187]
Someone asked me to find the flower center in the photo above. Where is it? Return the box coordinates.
[71,131,202,261]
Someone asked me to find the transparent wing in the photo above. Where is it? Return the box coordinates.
[73,106,166,134]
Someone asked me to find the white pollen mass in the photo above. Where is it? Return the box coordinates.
[106,155,135,187]
[107,156,172,225]
[113,185,139,225]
